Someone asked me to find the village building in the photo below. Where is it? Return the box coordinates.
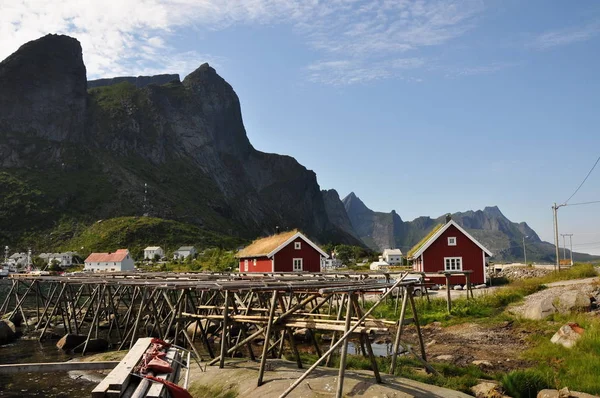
[173,246,196,260]
[84,249,135,272]
[382,249,403,265]
[39,252,77,267]
[236,230,328,273]
[8,253,28,267]
[144,246,164,260]
[408,216,492,285]
[369,256,389,271]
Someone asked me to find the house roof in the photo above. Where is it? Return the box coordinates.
[383,249,403,256]
[407,224,444,258]
[144,246,162,251]
[85,249,130,263]
[176,246,195,251]
[236,230,328,259]
[408,220,493,259]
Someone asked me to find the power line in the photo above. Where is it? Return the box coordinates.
[564,155,600,204]
[564,200,600,207]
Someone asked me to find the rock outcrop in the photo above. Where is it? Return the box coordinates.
[0,319,16,344]
[0,34,361,247]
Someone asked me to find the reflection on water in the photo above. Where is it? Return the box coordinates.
[0,279,96,397]
[0,338,97,397]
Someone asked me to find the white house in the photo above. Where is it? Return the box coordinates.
[8,253,28,267]
[84,249,135,272]
[39,252,76,267]
[173,246,196,260]
[144,246,164,260]
[382,249,403,265]
[370,256,390,271]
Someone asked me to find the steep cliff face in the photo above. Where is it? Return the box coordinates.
[0,34,359,247]
[0,34,87,148]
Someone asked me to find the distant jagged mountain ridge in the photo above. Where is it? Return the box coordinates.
[342,192,598,262]
[0,34,362,250]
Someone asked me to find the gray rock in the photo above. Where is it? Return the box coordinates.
[537,388,599,398]
[56,334,87,351]
[550,323,584,349]
[523,297,556,320]
[557,291,590,314]
[453,285,463,291]
[435,354,454,361]
[0,319,16,344]
[475,284,487,289]
[472,360,493,368]
[471,381,504,398]
[73,338,109,353]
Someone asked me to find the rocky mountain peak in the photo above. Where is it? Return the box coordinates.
[0,33,87,143]
[483,205,505,218]
[342,192,371,215]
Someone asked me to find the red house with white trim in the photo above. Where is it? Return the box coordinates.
[236,230,328,273]
[409,219,493,285]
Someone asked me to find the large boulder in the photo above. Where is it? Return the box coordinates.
[73,338,109,353]
[556,291,590,314]
[523,297,556,320]
[0,319,16,344]
[550,323,584,349]
[56,334,87,351]
[471,381,507,398]
[538,387,599,397]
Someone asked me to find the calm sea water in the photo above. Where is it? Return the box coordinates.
[0,279,96,397]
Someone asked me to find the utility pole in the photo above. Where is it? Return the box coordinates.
[561,234,567,260]
[522,236,528,266]
[569,234,574,266]
[552,203,562,272]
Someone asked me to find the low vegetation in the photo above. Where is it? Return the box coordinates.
[59,216,244,258]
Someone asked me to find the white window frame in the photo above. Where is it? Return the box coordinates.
[293,258,303,272]
[448,237,457,246]
[444,257,462,271]
[294,241,301,250]
[244,259,249,272]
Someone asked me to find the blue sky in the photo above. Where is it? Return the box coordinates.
[2,1,600,253]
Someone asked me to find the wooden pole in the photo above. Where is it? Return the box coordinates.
[257,290,278,386]
[219,290,230,369]
[389,286,409,375]
[446,274,451,313]
[335,293,354,398]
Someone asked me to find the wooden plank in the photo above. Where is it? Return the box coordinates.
[0,361,119,374]
[91,337,153,398]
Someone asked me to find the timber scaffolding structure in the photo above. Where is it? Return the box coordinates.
[1,271,433,398]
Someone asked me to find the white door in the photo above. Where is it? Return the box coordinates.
[293,258,303,272]
[244,259,249,272]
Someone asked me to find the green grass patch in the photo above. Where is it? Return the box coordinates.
[188,381,238,398]
[516,314,600,395]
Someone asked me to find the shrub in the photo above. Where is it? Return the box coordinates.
[501,369,552,398]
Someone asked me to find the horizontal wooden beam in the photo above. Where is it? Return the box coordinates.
[0,361,119,374]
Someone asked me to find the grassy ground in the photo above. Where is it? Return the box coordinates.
[359,264,599,396]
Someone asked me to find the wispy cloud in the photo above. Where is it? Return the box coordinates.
[531,22,600,50]
[0,0,484,83]
[307,58,425,85]
[442,62,518,77]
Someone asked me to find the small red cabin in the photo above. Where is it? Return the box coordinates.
[236,230,328,273]
[409,219,492,285]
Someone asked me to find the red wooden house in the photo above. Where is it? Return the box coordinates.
[236,230,328,273]
[408,218,493,285]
